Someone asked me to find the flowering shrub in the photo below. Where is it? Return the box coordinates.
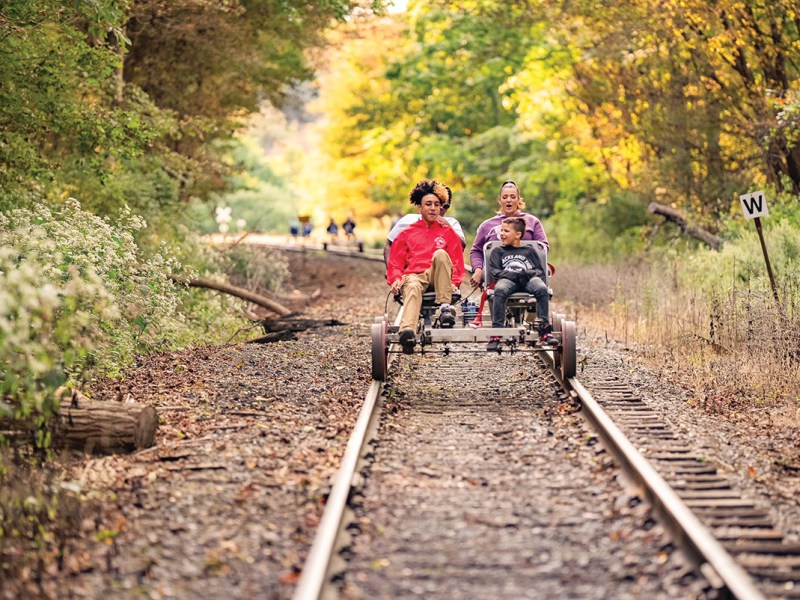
[1,200,293,591]
[0,200,198,429]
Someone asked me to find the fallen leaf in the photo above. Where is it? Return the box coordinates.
[280,570,301,584]
[236,482,258,504]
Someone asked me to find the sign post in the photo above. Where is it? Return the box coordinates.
[739,190,778,302]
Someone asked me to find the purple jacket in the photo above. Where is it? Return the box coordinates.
[469,212,549,270]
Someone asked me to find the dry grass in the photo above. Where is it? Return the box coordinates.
[551,262,800,428]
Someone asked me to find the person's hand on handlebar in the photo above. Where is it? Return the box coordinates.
[470,268,483,288]
[389,278,402,296]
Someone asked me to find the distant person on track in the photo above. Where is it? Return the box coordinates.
[342,216,356,240]
[469,180,548,288]
[386,179,465,354]
[485,217,552,351]
[384,184,465,266]
[326,218,339,243]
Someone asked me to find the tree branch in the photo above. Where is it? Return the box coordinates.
[648,202,725,250]
[173,277,293,316]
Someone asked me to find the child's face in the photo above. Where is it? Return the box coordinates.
[500,223,521,245]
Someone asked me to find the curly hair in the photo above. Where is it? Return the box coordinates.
[498,180,526,211]
[409,179,449,206]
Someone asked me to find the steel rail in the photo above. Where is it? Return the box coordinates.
[291,308,403,600]
[290,382,381,600]
[568,377,767,600]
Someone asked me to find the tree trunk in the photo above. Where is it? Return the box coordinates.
[648,202,725,250]
[57,388,158,454]
[174,277,293,317]
[262,317,343,333]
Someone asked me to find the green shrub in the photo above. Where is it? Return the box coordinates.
[684,219,800,296]
[547,190,651,264]
[0,200,197,429]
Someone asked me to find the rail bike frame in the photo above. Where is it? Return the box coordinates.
[373,240,576,381]
[371,307,577,382]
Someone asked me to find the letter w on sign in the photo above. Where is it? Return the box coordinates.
[739,191,768,220]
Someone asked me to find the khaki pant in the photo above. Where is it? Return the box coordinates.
[398,249,453,332]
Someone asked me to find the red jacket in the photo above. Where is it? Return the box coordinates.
[387,219,465,286]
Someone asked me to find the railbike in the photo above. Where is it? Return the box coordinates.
[371,240,577,381]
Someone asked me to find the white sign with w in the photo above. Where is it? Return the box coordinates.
[739,190,768,220]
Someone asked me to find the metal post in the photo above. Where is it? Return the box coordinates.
[754,217,779,302]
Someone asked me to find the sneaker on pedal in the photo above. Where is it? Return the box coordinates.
[486,336,501,352]
[399,328,416,354]
[539,322,556,345]
[438,303,455,328]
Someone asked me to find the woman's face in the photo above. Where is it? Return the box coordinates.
[497,184,520,216]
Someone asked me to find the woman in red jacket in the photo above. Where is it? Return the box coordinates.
[387,179,465,354]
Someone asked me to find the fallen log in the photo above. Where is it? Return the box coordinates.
[248,330,296,344]
[648,202,725,250]
[56,387,158,454]
[262,317,344,333]
[172,277,293,317]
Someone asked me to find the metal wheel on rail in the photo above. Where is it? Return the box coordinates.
[561,320,577,379]
[371,320,388,381]
[552,312,565,369]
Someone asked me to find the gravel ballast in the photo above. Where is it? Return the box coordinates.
[25,248,796,600]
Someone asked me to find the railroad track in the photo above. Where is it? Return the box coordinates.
[227,242,795,598]
[286,276,798,599]
[238,241,797,598]
[578,375,800,599]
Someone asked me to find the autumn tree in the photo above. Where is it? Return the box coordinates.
[313,0,541,230]
[557,0,800,220]
[0,0,383,228]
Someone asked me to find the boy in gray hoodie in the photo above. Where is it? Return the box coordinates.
[486,217,552,351]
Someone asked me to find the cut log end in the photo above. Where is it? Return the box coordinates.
[56,387,158,454]
[134,406,158,449]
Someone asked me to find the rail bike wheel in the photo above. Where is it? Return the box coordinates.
[552,313,565,369]
[371,321,388,381]
[561,320,577,379]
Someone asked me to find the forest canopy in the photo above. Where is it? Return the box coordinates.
[0,0,383,229]
[4,0,799,251]
[310,0,800,258]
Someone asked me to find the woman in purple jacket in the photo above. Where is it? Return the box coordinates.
[469,180,549,287]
